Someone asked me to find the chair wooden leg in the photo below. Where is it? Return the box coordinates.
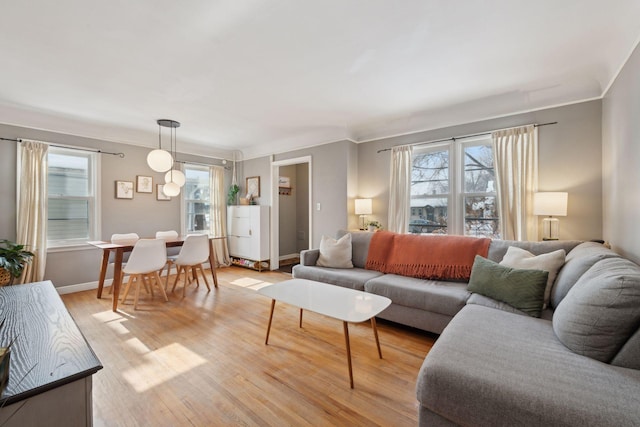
[121,274,136,303]
[172,266,182,292]
[143,274,154,297]
[134,275,143,310]
[193,266,200,287]
[199,265,211,291]
[154,272,169,302]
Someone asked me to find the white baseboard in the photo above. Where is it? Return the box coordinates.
[54,262,213,295]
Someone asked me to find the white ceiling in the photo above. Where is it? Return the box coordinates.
[1,1,639,160]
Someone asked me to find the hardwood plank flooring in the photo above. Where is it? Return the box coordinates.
[61,266,436,426]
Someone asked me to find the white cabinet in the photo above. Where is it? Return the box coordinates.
[227,205,270,270]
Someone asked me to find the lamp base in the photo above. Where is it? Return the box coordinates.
[542,217,560,241]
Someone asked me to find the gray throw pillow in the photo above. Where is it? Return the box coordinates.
[553,257,640,363]
[468,256,548,318]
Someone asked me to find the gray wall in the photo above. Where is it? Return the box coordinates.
[0,123,229,287]
[357,100,603,242]
[278,164,298,257]
[603,43,640,263]
[295,163,310,252]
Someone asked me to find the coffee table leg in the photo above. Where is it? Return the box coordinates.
[265,299,276,345]
[371,317,383,359]
[343,321,354,389]
[299,308,303,328]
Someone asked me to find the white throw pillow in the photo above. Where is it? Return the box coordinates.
[500,246,566,308]
[316,234,354,269]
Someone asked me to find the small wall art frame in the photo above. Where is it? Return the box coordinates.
[136,175,153,193]
[115,180,134,199]
[157,184,171,201]
[246,176,260,198]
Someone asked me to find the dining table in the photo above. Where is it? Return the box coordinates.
[88,235,224,311]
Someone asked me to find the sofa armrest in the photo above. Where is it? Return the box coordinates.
[300,249,320,266]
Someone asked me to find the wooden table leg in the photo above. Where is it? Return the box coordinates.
[343,321,354,389]
[299,308,303,328]
[96,248,110,299]
[208,238,218,288]
[265,299,276,345]
[112,248,124,312]
[371,317,383,359]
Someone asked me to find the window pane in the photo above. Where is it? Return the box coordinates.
[409,197,448,234]
[186,201,210,232]
[48,152,90,197]
[48,198,90,240]
[412,149,449,196]
[464,196,500,238]
[184,165,211,233]
[464,145,495,193]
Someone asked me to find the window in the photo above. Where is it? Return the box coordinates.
[410,136,499,238]
[183,164,212,233]
[47,147,99,247]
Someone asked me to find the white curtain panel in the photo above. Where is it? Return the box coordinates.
[17,139,49,283]
[492,125,538,241]
[211,165,231,266]
[388,145,413,233]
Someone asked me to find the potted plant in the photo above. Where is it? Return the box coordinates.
[0,239,34,286]
[227,184,240,205]
[367,221,382,232]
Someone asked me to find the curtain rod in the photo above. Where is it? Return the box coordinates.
[0,137,125,157]
[376,122,557,154]
[175,159,231,170]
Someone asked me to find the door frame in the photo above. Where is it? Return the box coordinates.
[270,156,312,270]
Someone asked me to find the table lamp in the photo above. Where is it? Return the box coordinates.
[355,198,372,230]
[533,192,568,241]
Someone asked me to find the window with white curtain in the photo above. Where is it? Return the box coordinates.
[47,147,99,246]
[410,136,500,238]
[183,164,212,234]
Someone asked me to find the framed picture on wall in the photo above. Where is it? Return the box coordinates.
[115,181,134,199]
[157,184,171,201]
[246,176,260,198]
[136,175,153,193]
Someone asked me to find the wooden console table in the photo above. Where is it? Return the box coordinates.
[0,281,102,426]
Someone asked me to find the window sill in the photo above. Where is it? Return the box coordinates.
[47,243,95,253]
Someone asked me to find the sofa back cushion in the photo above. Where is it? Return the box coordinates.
[611,326,640,369]
[336,230,373,268]
[487,239,581,263]
[551,242,620,309]
[552,257,640,364]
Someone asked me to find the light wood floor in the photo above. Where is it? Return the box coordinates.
[61,267,436,426]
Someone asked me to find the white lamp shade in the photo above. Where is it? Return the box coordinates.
[533,192,568,216]
[147,149,174,172]
[163,181,181,197]
[165,169,186,187]
[355,198,373,215]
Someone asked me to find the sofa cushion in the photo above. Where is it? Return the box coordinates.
[336,230,373,268]
[500,246,565,308]
[611,326,640,370]
[553,257,640,364]
[291,265,382,291]
[486,239,581,263]
[551,242,620,309]
[417,304,640,426]
[316,234,353,268]
[468,256,548,317]
[364,274,469,317]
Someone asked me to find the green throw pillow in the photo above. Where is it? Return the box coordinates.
[468,255,549,318]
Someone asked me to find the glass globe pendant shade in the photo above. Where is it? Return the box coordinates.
[163,181,181,197]
[164,169,186,187]
[147,149,173,172]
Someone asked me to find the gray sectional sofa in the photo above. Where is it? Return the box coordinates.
[292,230,640,426]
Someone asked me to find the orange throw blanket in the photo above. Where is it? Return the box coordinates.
[365,231,490,281]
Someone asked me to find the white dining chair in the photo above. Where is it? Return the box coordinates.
[120,239,169,310]
[171,234,212,297]
[156,230,179,286]
[107,233,140,294]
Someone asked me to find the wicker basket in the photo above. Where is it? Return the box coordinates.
[0,268,12,286]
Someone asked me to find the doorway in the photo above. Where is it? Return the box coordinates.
[270,156,312,271]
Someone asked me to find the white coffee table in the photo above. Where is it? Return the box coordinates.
[258,278,392,388]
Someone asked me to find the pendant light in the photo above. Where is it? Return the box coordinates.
[147,119,177,172]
